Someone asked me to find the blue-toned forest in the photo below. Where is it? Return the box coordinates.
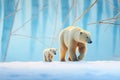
[0,0,120,61]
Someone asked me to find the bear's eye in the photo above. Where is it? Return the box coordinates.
[80,32,82,35]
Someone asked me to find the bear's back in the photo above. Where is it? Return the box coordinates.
[65,26,82,32]
[60,26,83,47]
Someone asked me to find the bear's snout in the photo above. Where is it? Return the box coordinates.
[88,41,92,44]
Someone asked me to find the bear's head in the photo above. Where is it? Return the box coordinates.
[79,31,92,44]
[74,30,92,44]
[50,48,58,55]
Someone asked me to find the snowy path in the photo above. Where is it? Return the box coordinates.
[0,61,120,80]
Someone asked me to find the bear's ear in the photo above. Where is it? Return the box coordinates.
[80,32,82,35]
[50,49,52,51]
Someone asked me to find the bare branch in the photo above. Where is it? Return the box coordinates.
[0,9,21,23]
[101,22,120,25]
[101,16,120,22]
[61,0,75,27]
[72,0,98,25]
[74,0,78,20]
[50,0,60,47]
[88,14,120,26]
[107,0,120,13]
[3,0,20,61]
[11,5,47,34]
[88,21,120,25]
[11,34,56,48]
[11,34,57,40]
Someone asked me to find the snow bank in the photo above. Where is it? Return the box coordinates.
[0,61,120,80]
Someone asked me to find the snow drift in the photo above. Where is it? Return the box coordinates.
[0,61,120,80]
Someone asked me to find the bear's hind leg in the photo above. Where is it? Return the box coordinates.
[68,57,71,61]
[60,48,67,61]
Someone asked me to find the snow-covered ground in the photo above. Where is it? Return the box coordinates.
[0,61,120,80]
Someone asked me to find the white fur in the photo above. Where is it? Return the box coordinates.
[43,48,57,62]
[59,26,91,61]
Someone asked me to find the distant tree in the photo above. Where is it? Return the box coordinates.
[1,0,19,61]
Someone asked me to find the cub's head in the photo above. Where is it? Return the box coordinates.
[77,30,92,44]
[50,48,58,55]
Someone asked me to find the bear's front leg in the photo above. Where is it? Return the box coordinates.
[68,47,78,61]
[78,53,86,60]
[78,44,86,61]
[44,54,48,62]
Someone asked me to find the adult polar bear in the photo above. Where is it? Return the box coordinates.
[59,26,92,61]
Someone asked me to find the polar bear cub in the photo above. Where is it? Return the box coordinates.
[43,48,57,62]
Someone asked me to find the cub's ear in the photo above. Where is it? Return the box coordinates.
[80,32,82,35]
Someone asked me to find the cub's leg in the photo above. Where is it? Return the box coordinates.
[44,54,48,62]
